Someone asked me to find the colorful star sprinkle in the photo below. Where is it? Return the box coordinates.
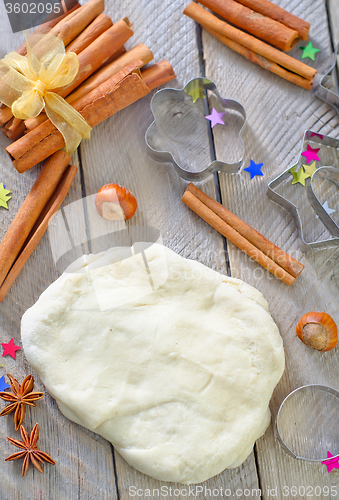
[310,132,323,140]
[315,201,336,219]
[322,452,339,473]
[303,161,317,177]
[184,82,205,103]
[205,108,225,128]
[244,159,264,179]
[322,201,335,216]
[301,145,320,164]
[0,183,11,210]
[0,375,10,391]
[300,42,320,61]
[290,165,311,186]
[1,338,21,359]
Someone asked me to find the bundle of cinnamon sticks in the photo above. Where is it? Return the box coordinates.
[182,184,304,286]
[184,0,316,90]
[1,0,175,141]
[0,0,176,301]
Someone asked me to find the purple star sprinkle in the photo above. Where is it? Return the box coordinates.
[205,108,225,128]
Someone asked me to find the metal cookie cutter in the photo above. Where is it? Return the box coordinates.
[276,385,339,462]
[145,77,246,181]
[307,166,339,240]
[313,43,339,115]
[267,130,339,250]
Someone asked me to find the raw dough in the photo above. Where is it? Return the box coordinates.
[21,243,284,484]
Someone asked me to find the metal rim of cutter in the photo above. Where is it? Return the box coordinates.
[145,77,247,182]
[313,43,339,115]
[267,130,339,250]
[307,166,339,238]
[276,384,339,462]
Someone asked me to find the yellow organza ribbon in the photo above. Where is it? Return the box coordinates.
[0,34,91,153]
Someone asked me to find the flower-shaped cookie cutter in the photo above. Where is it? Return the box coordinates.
[267,130,339,250]
[145,77,246,181]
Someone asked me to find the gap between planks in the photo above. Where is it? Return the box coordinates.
[195,22,232,277]
[195,14,263,500]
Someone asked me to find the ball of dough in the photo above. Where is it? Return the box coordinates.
[21,243,284,484]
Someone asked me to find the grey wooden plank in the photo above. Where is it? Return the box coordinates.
[0,154,118,499]
[329,0,339,46]
[78,0,262,497]
[202,0,339,498]
[0,11,117,497]
[115,451,259,500]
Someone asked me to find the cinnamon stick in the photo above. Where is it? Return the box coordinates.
[206,27,313,90]
[4,115,28,134]
[187,183,304,278]
[184,3,317,84]
[141,60,176,90]
[182,189,296,286]
[235,0,310,41]
[24,114,48,132]
[5,117,21,132]
[106,45,127,63]
[0,151,71,288]
[0,107,16,127]
[196,0,300,51]
[65,13,113,54]
[0,163,78,302]
[8,60,176,172]
[42,0,105,48]
[2,122,26,141]
[4,117,14,130]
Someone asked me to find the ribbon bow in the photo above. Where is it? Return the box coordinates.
[0,34,91,153]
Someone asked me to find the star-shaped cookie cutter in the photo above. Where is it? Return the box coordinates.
[313,43,339,115]
[145,77,246,181]
[267,130,339,250]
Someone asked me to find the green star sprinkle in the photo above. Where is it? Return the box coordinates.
[184,81,206,103]
[303,161,317,177]
[0,183,11,209]
[290,165,311,186]
[300,42,320,61]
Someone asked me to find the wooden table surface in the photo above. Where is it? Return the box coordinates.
[0,0,339,498]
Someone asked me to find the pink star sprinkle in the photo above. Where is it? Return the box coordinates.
[205,108,225,128]
[322,452,339,473]
[1,338,21,359]
[310,133,323,140]
[301,145,320,164]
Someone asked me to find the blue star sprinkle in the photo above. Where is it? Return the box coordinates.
[244,159,264,179]
[0,374,10,391]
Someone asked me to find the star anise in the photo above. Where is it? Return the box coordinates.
[5,423,56,476]
[0,374,44,430]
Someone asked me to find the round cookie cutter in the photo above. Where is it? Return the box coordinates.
[276,384,339,462]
